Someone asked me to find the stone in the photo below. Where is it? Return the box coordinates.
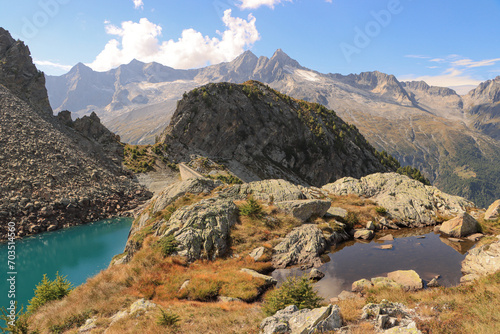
[484,200,500,221]
[155,197,238,261]
[427,278,440,287]
[461,236,500,282]
[352,278,373,292]
[326,207,348,219]
[272,225,327,269]
[439,213,480,237]
[78,317,97,332]
[354,229,374,240]
[337,290,362,301]
[323,173,474,227]
[240,268,277,287]
[289,304,342,333]
[378,244,393,250]
[387,270,423,291]
[179,280,190,291]
[109,310,128,325]
[448,238,464,242]
[309,268,325,281]
[275,199,331,222]
[129,298,156,314]
[467,233,484,241]
[218,296,242,302]
[260,304,342,334]
[47,224,58,231]
[366,221,376,230]
[378,234,394,241]
[249,246,266,261]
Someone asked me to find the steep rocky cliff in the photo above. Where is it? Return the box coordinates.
[0,28,150,240]
[159,81,392,186]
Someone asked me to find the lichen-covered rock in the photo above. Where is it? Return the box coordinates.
[240,268,277,288]
[371,277,401,289]
[155,197,238,261]
[260,304,342,334]
[222,179,306,202]
[361,300,421,332]
[309,268,325,281]
[484,199,500,221]
[131,177,221,234]
[326,206,348,219]
[323,173,474,227]
[461,236,500,282]
[439,213,480,237]
[352,278,373,292]
[387,270,423,291]
[272,224,327,269]
[275,199,331,222]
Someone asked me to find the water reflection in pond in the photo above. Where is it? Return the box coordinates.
[272,227,476,300]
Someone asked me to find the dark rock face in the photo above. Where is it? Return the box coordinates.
[160,81,391,186]
[0,27,51,115]
[0,28,150,241]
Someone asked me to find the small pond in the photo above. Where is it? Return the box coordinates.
[272,227,476,300]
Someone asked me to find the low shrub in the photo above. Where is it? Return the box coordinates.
[28,273,73,313]
[239,197,263,218]
[157,308,180,327]
[262,275,322,316]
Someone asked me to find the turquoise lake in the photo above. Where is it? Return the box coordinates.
[0,218,132,310]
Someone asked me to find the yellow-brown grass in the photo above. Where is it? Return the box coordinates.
[338,271,500,334]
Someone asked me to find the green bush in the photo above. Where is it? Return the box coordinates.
[263,275,322,316]
[239,197,263,218]
[28,273,73,313]
[157,235,178,256]
[157,308,180,327]
[375,206,387,215]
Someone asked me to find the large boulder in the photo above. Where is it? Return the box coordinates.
[222,179,306,202]
[272,225,328,269]
[323,173,474,227]
[461,236,500,282]
[387,270,423,291]
[155,197,238,261]
[275,199,331,222]
[131,177,221,234]
[260,304,342,334]
[484,200,500,221]
[438,213,480,237]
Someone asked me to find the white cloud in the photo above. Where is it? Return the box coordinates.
[404,55,431,59]
[451,57,500,68]
[133,0,144,9]
[87,9,260,72]
[237,0,291,9]
[34,60,72,72]
[399,69,482,88]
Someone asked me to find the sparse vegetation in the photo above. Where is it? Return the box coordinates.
[157,235,178,256]
[157,308,180,327]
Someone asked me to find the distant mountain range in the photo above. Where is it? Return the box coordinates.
[45,50,500,207]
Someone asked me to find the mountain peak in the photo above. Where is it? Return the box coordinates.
[0,27,51,114]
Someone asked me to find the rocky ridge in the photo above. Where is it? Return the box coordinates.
[160,81,393,186]
[0,28,150,240]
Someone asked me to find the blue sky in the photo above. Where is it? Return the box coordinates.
[1,0,499,90]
